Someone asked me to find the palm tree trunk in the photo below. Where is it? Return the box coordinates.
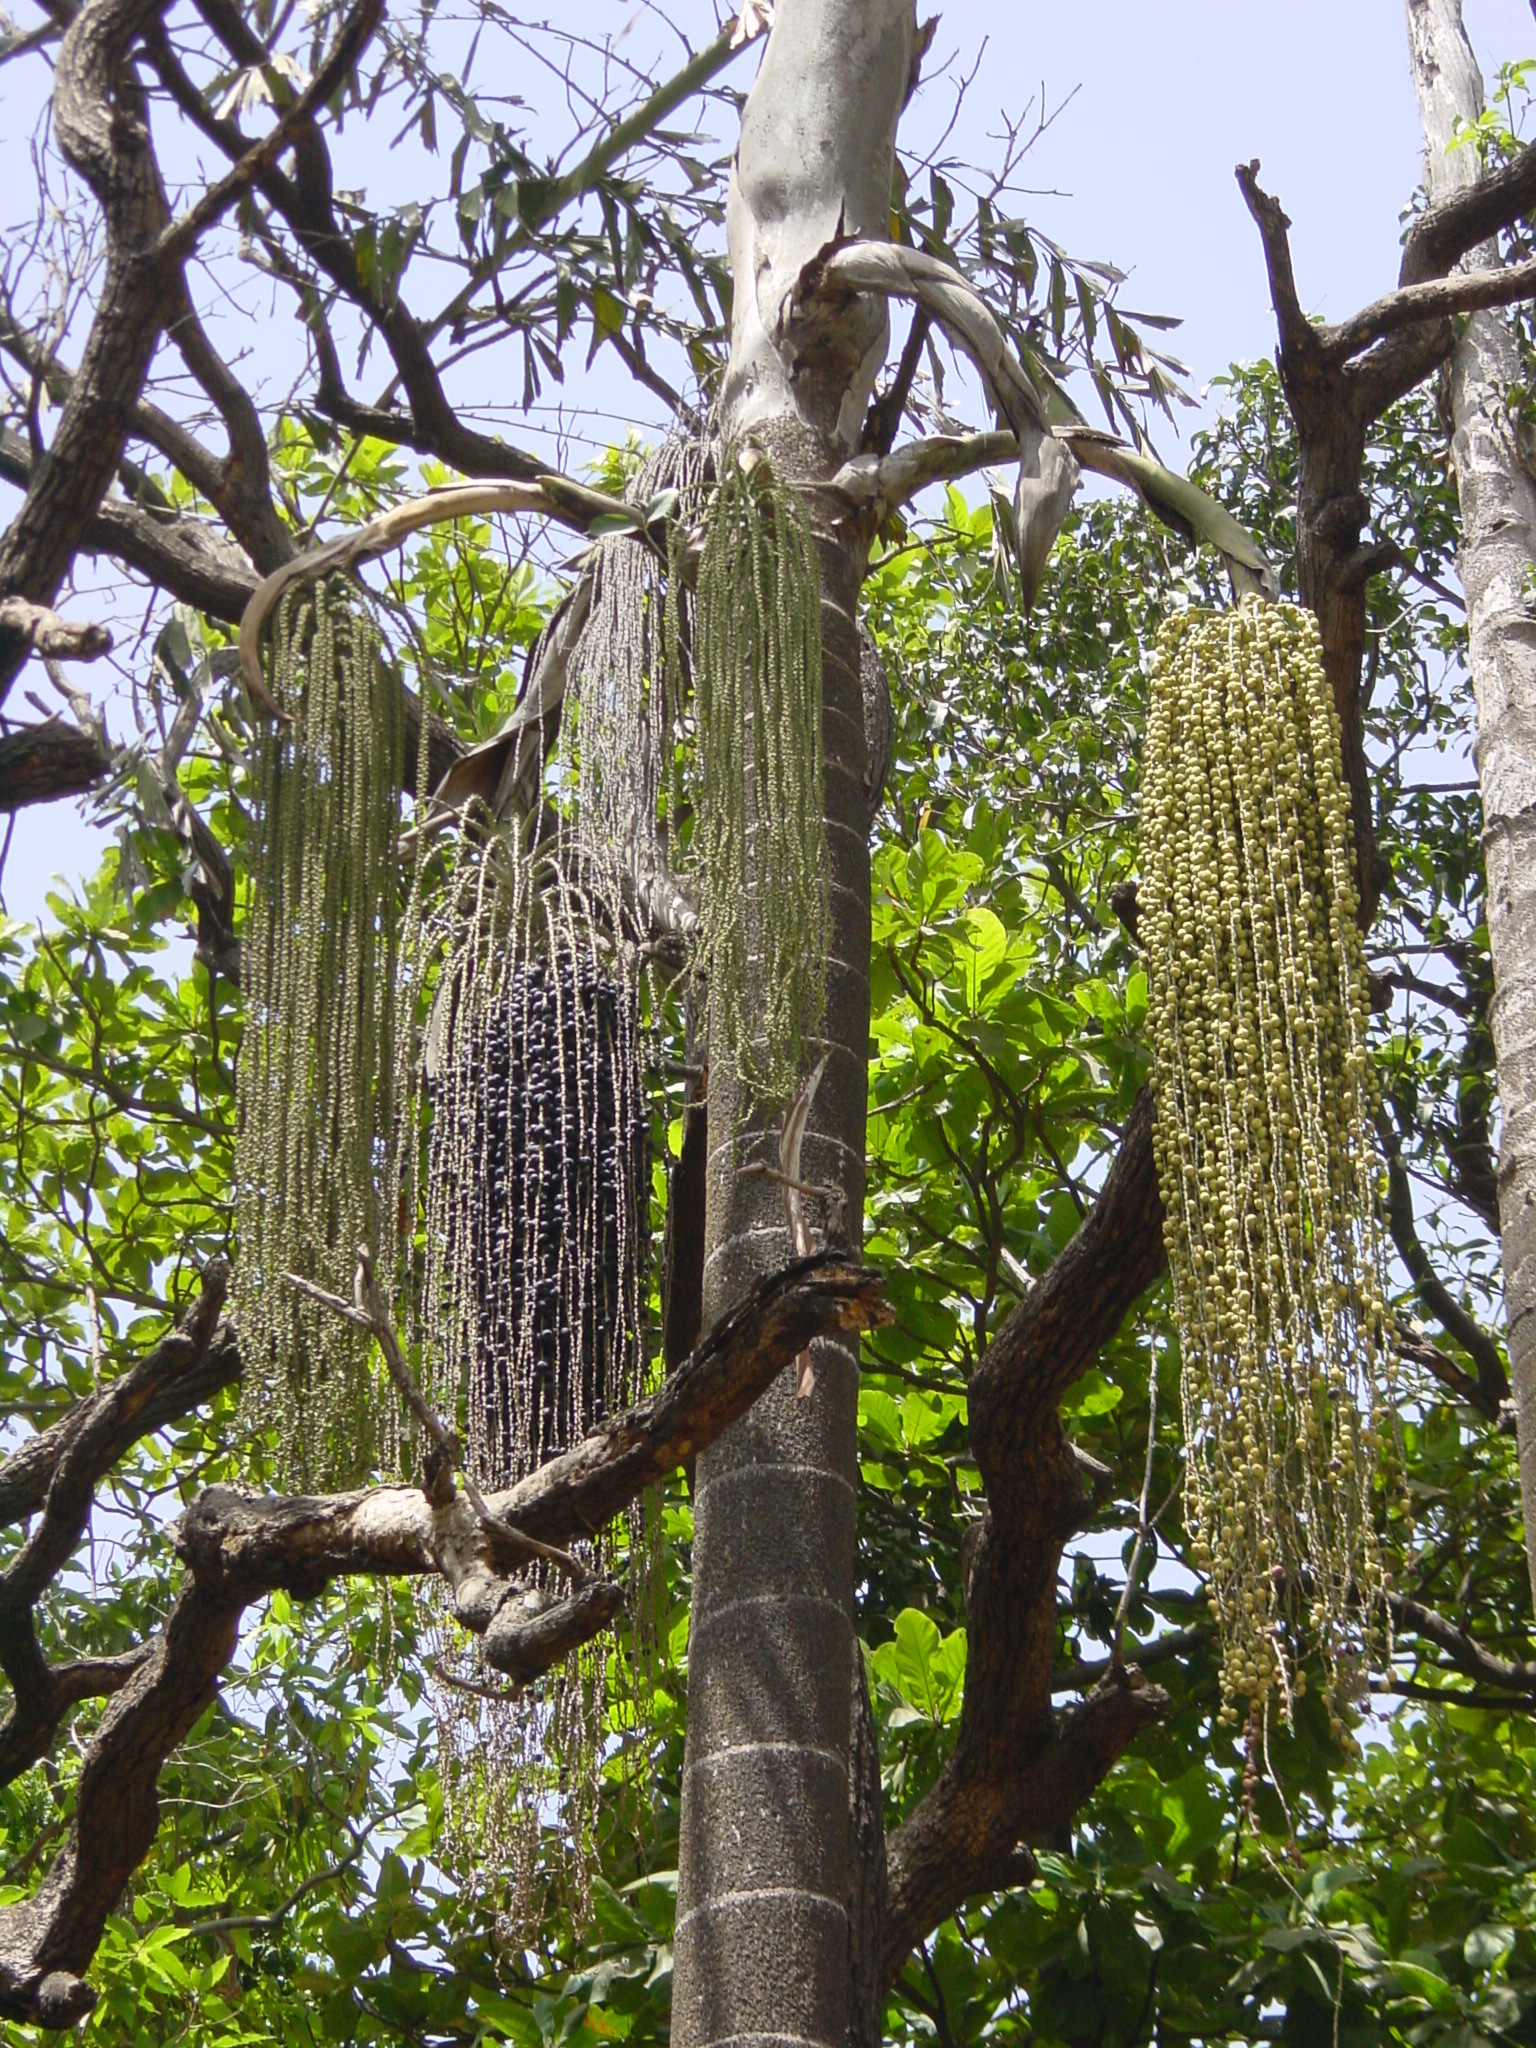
[671,7,915,2048]
[1403,0,1536,1603]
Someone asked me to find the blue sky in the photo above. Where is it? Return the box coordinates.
[3,0,1533,917]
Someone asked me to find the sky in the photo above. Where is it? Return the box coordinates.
[2,0,1534,918]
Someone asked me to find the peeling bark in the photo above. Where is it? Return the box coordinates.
[1404,0,1536,1607]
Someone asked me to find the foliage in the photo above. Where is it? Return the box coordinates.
[0,283,1528,2048]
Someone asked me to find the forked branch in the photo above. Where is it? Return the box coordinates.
[0,1254,887,2027]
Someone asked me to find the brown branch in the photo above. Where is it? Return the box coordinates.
[147,10,548,489]
[0,1254,886,2026]
[1324,255,1536,363]
[0,599,111,663]
[968,1086,1164,1466]
[881,1672,1165,1988]
[1381,1121,1508,1412]
[0,720,113,811]
[862,308,932,457]
[881,1096,1170,1984]
[0,1268,238,1528]
[1391,1593,1536,1696]
[0,1262,233,1796]
[156,0,382,268]
[1401,135,1536,286]
[0,0,178,701]
[1234,162,1325,370]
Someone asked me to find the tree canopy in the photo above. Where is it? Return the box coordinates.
[0,3,1534,2046]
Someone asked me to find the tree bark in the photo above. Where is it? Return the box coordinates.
[0,0,176,700]
[671,11,913,2048]
[1403,0,1536,1606]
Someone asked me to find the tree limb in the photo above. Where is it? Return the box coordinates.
[0,1271,238,1528]
[0,599,111,663]
[156,0,382,268]
[1234,162,1328,370]
[0,1254,887,2026]
[1324,254,1536,363]
[1391,1593,1536,1696]
[881,1094,1170,1983]
[0,0,178,700]
[1400,134,1536,286]
[0,720,113,811]
[1381,1118,1508,1412]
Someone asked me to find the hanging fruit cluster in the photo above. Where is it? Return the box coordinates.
[693,448,828,1106]
[1139,597,1393,1726]
[235,576,427,1487]
[427,950,650,1491]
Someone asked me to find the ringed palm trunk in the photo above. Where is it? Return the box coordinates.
[1403,0,1536,1606]
[671,8,915,2048]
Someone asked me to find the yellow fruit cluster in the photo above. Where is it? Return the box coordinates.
[1140,598,1392,1723]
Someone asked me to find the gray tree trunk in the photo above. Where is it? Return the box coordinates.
[671,8,915,2048]
[1403,0,1536,1605]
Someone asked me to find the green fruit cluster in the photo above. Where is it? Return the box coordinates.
[694,450,828,1107]
[235,578,429,1488]
[1141,599,1392,1724]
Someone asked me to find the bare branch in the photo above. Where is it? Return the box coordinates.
[1234,161,1326,369]
[1381,1119,1508,1413]
[1325,255,1536,362]
[0,598,111,663]
[156,0,383,268]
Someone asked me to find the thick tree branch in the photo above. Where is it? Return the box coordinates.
[0,719,113,811]
[0,1262,234,1794]
[881,1094,1170,1982]
[0,599,111,663]
[0,1255,886,2026]
[882,1672,1166,1988]
[969,1086,1164,1469]
[1324,254,1536,363]
[1400,134,1536,286]
[0,0,177,700]
[1235,162,1328,370]
[0,1271,238,1528]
